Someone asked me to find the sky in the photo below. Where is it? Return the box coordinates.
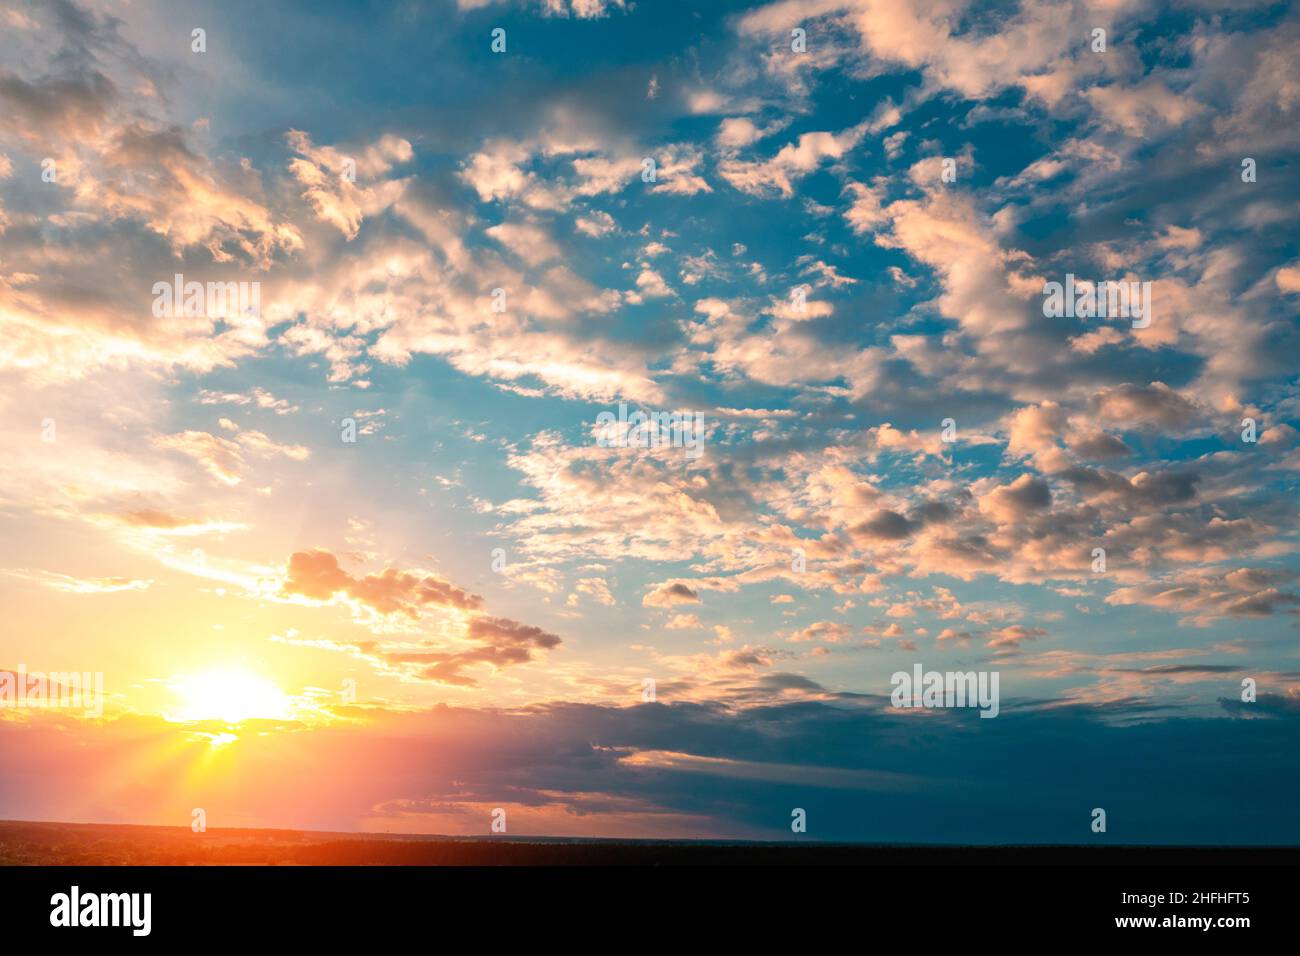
[0,0,1298,844]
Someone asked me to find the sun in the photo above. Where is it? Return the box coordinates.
[166,668,294,724]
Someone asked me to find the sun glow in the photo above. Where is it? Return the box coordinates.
[166,668,294,724]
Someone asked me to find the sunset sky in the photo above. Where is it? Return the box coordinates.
[1,0,1298,843]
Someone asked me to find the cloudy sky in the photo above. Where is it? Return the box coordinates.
[1,0,1298,843]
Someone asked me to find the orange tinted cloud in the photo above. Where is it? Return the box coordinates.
[281,549,483,617]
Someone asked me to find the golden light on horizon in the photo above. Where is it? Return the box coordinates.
[165,668,294,725]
